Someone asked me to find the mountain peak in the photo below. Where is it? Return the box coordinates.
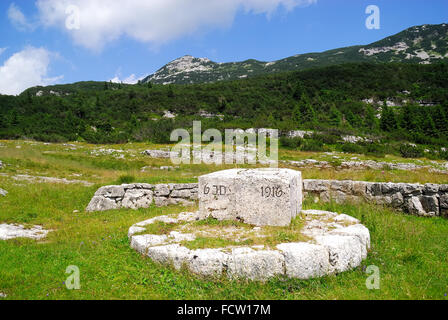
[142,23,448,85]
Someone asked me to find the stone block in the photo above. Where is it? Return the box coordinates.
[277,243,330,279]
[199,169,302,226]
[86,196,119,212]
[122,189,153,210]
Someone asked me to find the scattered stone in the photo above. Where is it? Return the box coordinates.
[0,188,7,197]
[2,174,93,187]
[0,224,50,240]
[0,293,6,298]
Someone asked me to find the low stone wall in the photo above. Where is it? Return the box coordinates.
[86,183,197,212]
[304,180,448,218]
[86,180,448,218]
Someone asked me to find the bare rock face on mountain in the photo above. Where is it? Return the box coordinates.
[142,24,448,85]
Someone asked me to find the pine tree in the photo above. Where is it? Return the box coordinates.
[329,105,342,127]
[364,105,378,130]
[380,105,398,132]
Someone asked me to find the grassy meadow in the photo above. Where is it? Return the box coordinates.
[0,140,447,300]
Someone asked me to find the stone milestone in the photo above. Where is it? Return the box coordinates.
[199,168,302,227]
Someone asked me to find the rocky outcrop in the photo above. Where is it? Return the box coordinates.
[0,224,50,240]
[86,183,197,212]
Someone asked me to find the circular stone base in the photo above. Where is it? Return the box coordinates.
[128,210,370,281]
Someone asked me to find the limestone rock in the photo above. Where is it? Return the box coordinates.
[277,242,330,279]
[303,179,330,192]
[330,224,371,258]
[122,189,153,210]
[146,245,191,270]
[154,184,171,197]
[199,168,302,227]
[0,224,50,240]
[440,194,448,209]
[227,248,284,281]
[130,234,168,254]
[0,188,7,197]
[405,197,426,216]
[86,196,119,212]
[419,195,439,216]
[315,235,363,273]
[188,249,229,277]
[95,186,125,199]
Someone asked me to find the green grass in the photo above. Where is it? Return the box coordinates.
[0,140,448,300]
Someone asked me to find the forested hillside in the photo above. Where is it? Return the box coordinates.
[0,63,447,153]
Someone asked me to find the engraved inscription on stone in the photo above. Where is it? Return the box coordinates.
[199,168,302,226]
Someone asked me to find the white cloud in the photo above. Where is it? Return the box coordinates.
[36,0,316,51]
[110,73,144,85]
[8,3,35,31]
[0,47,62,95]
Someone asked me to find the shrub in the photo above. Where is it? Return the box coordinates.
[340,143,364,154]
[301,139,326,152]
[311,133,340,145]
[280,137,303,149]
[399,144,424,158]
[365,143,386,158]
[116,175,136,184]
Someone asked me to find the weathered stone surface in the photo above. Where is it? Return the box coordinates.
[424,183,439,195]
[170,189,194,199]
[330,180,353,193]
[142,149,179,159]
[227,248,284,281]
[440,194,448,209]
[366,183,382,196]
[122,189,153,210]
[405,197,426,216]
[131,234,168,254]
[95,186,126,199]
[0,224,50,240]
[199,169,302,227]
[352,181,368,197]
[277,243,330,279]
[330,224,371,258]
[304,179,330,192]
[154,184,171,197]
[188,249,229,277]
[419,196,439,216]
[129,209,370,280]
[86,196,119,212]
[146,244,191,270]
[0,188,7,197]
[401,184,424,196]
[315,235,363,273]
[391,192,404,208]
[381,182,401,194]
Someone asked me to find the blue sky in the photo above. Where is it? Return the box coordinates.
[0,0,447,95]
